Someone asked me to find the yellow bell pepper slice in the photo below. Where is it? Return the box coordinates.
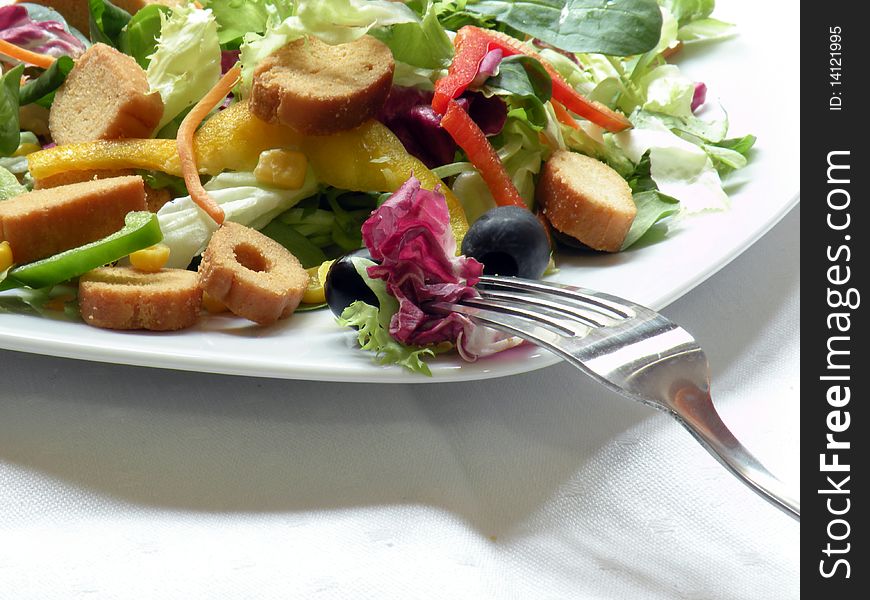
[27,102,303,179]
[26,101,469,243]
[300,121,468,246]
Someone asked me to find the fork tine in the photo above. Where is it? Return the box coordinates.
[477,275,636,320]
[427,300,584,362]
[443,296,593,337]
[477,288,618,328]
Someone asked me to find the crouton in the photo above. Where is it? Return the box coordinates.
[0,175,146,264]
[34,169,133,190]
[79,266,202,331]
[48,43,164,145]
[250,35,394,135]
[33,169,171,213]
[24,1,182,35]
[198,222,308,325]
[536,150,636,252]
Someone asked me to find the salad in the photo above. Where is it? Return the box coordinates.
[0,0,753,375]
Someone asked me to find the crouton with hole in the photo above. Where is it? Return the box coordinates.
[536,150,637,253]
[0,175,146,264]
[198,222,309,325]
[250,35,394,135]
[48,43,164,145]
[79,266,202,331]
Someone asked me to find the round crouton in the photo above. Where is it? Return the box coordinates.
[79,267,202,331]
[536,150,637,252]
[197,222,309,325]
[250,35,394,135]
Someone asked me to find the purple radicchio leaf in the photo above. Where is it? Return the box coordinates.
[0,5,86,60]
[378,86,507,168]
[360,176,518,360]
[691,82,707,112]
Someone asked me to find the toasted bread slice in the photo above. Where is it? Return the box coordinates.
[79,266,202,331]
[49,43,164,145]
[198,222,308,325]
[536,150,636,252]
[0,175,146,264]
[250,35,394,135]
[34,169,171,213]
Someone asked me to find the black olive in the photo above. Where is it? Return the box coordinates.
[461,206,551,278]
[324,254,380,317]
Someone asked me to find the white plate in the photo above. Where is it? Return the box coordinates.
[0,0,798,383]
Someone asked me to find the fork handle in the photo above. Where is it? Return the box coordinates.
[669,386,800,520]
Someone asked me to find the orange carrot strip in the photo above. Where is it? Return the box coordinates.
[177,64,241,226]
[551,100,580,130]
[0,39,56,69]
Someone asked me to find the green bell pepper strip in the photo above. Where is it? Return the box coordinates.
[1,211,163,290]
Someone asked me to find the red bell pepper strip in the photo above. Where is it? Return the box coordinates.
[435,26,632,133]
[440,99,526,209]
[432,28,491,115]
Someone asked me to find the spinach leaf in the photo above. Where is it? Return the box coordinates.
[484,55,552,128]
[622,189,680,249]
[119,3,170,68]
[88,0,132,47]
[466,0,662,56]
[0,65,25,157]
[18,56,75,107]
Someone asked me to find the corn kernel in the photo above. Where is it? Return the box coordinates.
[254,149,308,190]
[129,243,171,272]
[0,241,13,271]
[202,291,228,314]
[301,260,333,305]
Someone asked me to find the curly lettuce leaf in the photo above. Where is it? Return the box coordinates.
[146,5,221,128]
[371,0,453,69]
[338,301,435,376]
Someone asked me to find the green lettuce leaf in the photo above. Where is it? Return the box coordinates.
[156,169,318,268]
[0,166,26,201]
[339,301,435,375]
[119,3,170,68]
[678,17,735,43]
[658,0,714,26]
[622,190,680,249]
[146,4,221,128]
[371,0,454,69]
[201,0,278,46]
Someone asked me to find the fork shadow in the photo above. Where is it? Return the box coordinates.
[0,207,798,542]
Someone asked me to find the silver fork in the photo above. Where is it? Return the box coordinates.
[430,275,799,521]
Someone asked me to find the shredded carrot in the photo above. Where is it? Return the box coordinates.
[177,64,241,226]
[0,39,56,70]
[551,101,580,130]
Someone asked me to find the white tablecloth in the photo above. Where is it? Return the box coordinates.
[0,206,800,599]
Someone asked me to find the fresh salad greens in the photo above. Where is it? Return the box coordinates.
[0,0,753,375]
